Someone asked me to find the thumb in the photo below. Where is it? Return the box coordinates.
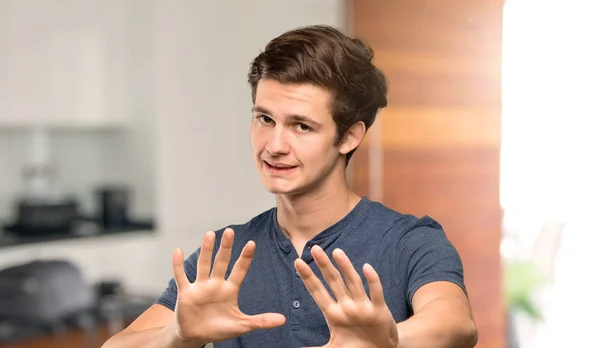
[245,312,286,331]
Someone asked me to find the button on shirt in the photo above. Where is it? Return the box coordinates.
[273,219,341,336]
[154,197,466,348]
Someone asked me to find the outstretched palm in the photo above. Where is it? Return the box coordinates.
[172,228,286,344]
[295,246,399,348]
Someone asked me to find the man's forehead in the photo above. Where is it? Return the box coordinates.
[256,80,331,103]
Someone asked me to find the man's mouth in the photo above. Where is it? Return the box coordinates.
[264,161,297,173]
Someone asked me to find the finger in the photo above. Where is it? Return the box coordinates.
[210,228,235,279]
[363,263,386,307]
[196,231,216,281]
[311,246,349,301]
[172,248,189,291]
[332,248,367,300]
[243,312,286,332]
[227,241,256,287]
[294,258,335,310]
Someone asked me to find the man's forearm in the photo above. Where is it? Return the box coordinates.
[395,297,477,348]
[101,323,208,348]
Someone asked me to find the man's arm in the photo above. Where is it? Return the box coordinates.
[102,229,285,347]
[396,281,478,348]
[101,304,204,348]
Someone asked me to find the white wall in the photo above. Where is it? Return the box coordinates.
[0,0,157,220]
[0,0,159,293]
[0,0,346,296]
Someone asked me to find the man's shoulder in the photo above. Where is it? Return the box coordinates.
[364,199,444,238]
[215,207,276,237]
[237,207,275,230]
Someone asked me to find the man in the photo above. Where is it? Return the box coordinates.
[102,25,477,348]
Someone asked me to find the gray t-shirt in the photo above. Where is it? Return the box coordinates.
[155,197,466,347]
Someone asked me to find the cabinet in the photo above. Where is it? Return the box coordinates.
[0,0,130,129]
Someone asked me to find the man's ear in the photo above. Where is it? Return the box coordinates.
[339,121,367,155]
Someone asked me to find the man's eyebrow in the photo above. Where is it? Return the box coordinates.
[286,114,322,128]
[252,106,322,128]
[252,106,271,115]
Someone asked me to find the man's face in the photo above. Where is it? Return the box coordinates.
[250,79,344,196]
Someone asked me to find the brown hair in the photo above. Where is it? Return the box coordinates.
[247,25,388,163]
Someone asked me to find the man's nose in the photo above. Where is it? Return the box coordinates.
[265,128,290,155]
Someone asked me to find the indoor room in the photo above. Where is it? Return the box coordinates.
[0,1,597,347]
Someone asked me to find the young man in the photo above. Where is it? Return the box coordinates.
[102,25,477,348]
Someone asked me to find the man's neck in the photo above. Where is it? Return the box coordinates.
[275,183,362,244]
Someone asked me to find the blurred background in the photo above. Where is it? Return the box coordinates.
[0,0,597,347]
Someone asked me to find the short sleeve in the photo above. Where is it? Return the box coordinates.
[395,217,467,312]
[154,248,200,311]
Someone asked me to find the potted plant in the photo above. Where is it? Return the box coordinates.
[504,260,547,348]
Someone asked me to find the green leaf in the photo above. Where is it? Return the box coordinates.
[503,260,547,321]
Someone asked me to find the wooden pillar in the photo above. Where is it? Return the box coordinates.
[350,1,505,347]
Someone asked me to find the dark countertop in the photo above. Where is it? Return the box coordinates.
[0,221,155,249]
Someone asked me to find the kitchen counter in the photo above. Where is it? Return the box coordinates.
[0,221,155,249]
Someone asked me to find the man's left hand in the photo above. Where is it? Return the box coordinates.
[294,245,399,348]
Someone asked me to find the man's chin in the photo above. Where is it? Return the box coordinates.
[263,183,303,196]
[264,186,293,195]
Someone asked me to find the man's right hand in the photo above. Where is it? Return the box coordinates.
[168,228,286,346]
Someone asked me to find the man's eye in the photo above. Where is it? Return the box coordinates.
[296,123,311,132]
[257,115,273,124]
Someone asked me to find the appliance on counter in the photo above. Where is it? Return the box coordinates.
[2,185,154,237]
[8,197,81,235]
[93,184,154,231]
[2,183,154,237]
[2,147,84,236]
[96,185,130,230]
[1,128,153,238]
[1,127,84,236]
